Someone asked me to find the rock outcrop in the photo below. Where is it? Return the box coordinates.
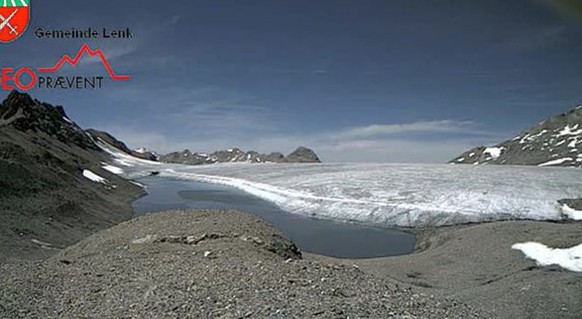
[450,105,582,167]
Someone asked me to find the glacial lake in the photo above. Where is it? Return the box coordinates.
[131,176,415,258]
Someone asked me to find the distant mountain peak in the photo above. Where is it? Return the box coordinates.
[160,146,321,165]
[287,146,320,163]
[450,104,582,167]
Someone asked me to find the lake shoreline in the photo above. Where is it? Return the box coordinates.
[132,177,416,259]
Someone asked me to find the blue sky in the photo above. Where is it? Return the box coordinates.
[2,0,582,162]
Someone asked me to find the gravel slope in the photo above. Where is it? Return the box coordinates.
[0,210,481,318]
[308,220,582,319]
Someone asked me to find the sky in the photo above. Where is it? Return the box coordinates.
[2,0,582,163]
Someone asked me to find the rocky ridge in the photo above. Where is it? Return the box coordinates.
[160,146,321,165]
[0,91,142,261]
[450,105,582,167]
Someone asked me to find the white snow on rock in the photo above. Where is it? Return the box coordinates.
[557,124,582,137]
[520,130,547,144]
[456,158,465,162]
[484,147,504,159]
[102,164,124,175]
[82,169,107,184]
[62,116,73,124]
[512,242,582,272]
[538,158,573,167]
[561,204,582,220]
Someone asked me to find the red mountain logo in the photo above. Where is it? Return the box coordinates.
[38,43,131,81]
[0,0,30,43]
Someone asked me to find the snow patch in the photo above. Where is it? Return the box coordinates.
[484,147,504,159]
[457,158,465,162]
[512,242,582,272]
[561,204,582,220]
[102,164,124,175]
[538,158,573,167]
[130,181,146,188]
[83,169,107,184]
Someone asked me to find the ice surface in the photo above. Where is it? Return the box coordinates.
[110,148,582,227]
[512,242,582,272]
[83,169,107,184]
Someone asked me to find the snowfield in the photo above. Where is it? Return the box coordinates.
[111,150,582,227]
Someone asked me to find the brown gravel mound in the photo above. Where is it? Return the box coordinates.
[0,210,481,318]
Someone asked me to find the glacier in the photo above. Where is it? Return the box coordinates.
[109,147,582,227]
